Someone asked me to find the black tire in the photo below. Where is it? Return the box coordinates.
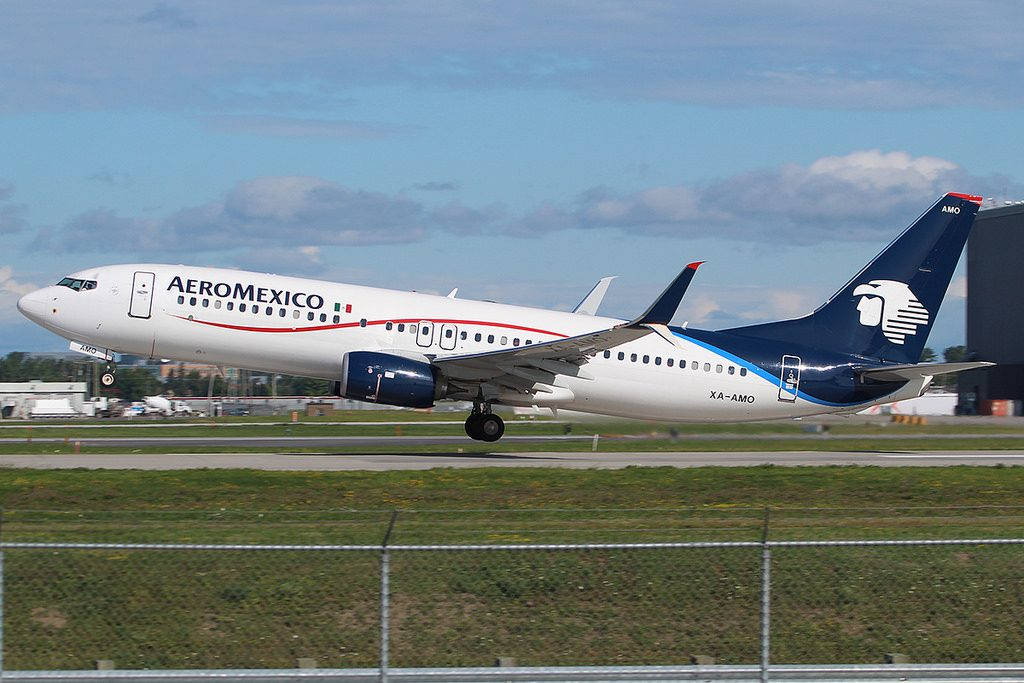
[464,414,484,440]
[478,413,505,442]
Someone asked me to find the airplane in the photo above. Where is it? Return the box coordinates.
[17,192,992,442]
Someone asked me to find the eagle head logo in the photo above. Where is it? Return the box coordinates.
[852,280,930,345]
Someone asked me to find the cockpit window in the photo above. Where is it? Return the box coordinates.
[56,277,97,291]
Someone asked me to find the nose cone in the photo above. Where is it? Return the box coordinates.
[17,290,47,323]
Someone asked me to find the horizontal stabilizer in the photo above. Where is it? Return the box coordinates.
[857,361,994,382]
[632,262,704,326]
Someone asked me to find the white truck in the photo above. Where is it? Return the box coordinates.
[143,396,194,417]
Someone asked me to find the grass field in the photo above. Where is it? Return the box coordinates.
[4,440,1024,669]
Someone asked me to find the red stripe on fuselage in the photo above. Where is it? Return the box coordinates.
[171,315,568,338]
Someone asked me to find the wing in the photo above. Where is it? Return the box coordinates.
[434,262,703,403]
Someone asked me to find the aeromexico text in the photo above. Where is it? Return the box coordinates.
[167,276,325,309]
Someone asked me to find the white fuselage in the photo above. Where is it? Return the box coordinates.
[17,264,921,421]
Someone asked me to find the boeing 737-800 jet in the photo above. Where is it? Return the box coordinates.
[17,192,992,441]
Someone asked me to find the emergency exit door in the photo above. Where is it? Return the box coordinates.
[128,271,155,319]
[778,355,801,402]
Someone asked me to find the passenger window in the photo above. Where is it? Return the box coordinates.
[667,358,674,367]
[177,295,184,304]
[513,338,520,346]
[475,333,482,342]
[445,329,453,338]
[334,315,341,324]
[226,302,233,311]
[630,353,637,362]
[386,321,393,330]
[603,350,611,359]
[655,357,662,366]
[362,319,368,328]
[740,368,747,377]
[397,323,405,332]
[307,311,314,321]
[618,351,625,361]
[642,355,649,364]
[500,336,508,345]
[266,306,273,315]
[189,297,197,306]
[460,331,467,340]
[487,334,494,343]
[292,310,299,319]
[202,299,210,308]
[215,301,222,310]
[703,363,711,372]
[716,364,723,373]
[691,361,698,370]
[526,340,532,345]
[320,313,327,322]
[728,366,735,375]
[279,308,286,317]
[239,303,246,312]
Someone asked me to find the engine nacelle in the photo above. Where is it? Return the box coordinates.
[338,351,444,409]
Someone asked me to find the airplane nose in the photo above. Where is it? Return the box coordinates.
[16,291,47,322]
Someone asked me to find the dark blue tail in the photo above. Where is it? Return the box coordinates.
[724,192,982,364]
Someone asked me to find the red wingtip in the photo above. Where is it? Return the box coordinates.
[947,192,983,205]
[686,261,705,270]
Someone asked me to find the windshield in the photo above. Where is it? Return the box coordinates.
[56,277,97,291]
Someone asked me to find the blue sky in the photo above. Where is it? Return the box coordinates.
[2,1,1023,355]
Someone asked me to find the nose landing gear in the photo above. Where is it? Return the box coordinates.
[464,403,505,442]
[100,363,117,387]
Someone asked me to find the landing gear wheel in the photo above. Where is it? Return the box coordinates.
[464,413,485,440]
[100,373,116,387]
[478,413,505,443]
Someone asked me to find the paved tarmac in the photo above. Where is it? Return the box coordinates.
[3,450,1024,470]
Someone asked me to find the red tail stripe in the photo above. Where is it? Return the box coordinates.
[172,315,568,338]
[947,192,983,205]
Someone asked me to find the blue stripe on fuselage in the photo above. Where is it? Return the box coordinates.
[669,329,868,408]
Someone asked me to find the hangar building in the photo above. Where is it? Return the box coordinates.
[959,203,1024,414]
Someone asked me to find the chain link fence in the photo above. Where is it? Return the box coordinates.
[1,510,1023,677]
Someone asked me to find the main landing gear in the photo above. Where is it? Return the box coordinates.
[464,403,505,442]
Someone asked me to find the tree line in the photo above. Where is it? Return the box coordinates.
[0,353,331,402]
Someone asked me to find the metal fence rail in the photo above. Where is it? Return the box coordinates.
[1,538,1023,681]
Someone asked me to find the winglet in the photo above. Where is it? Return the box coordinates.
[573,276,618,315]
[631,262,704,326]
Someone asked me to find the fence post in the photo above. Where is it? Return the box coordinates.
[760,506,771,683]
[1,507,5,677]
[380,511,398,683]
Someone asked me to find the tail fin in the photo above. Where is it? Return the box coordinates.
[725,192,982,364]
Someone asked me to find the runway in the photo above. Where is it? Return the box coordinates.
[3,450,1024,470]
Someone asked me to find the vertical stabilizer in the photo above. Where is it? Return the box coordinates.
[725,193,982,364]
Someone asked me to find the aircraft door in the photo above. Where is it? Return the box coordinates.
[416,321,434,348]
[128,271,155,319]
[439,323,458,350]
[778,355,801,402]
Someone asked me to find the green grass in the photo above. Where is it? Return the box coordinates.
[4,465,1024,669]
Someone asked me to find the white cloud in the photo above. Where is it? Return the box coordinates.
[44,176,504,254]
[204,115,409,139]
[946,275,967,300]
[1,2,1022,112]
[514,149,1005,244]
[0,265,37,321]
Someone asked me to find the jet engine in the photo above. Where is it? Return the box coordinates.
[338,351,445,409]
